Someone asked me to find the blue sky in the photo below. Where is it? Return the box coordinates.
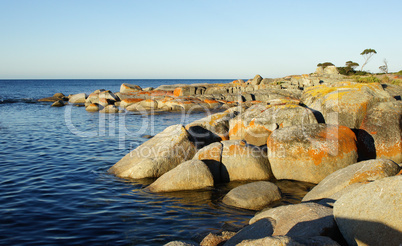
[0,0,401,79]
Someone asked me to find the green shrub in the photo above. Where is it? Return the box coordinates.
[390,79,402,86]
[353,76,381,83]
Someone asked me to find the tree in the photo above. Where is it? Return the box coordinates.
[345,61,359,69]
[379,59,388,74]
[360,48,377,71]
[317,62,335,69]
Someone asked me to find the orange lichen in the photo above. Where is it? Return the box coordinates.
[349,169,385,185]
[229,121,245,139]
[197,145,221,162]
[376,143,402,160]
[173,88,182,97]
[122,98,144,104]
[204,99,219,104]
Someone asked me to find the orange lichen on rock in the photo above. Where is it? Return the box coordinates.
[173,88,183,97]
[228,120,245,139]
[195,144,222,162]
[122,98,144,104]
[376,143,402,160]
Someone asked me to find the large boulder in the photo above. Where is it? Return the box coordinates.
[334,175,402,246]
[229,101,318,146]
[220,141,273,182]
[85,103,102,112]
[267,124,358,183]
[99,105,119,113]
[109,125,197,179]
[148,160,214,192]
[222,181,282,210]
[68,93,87,104]
[120,83,142,93]
[193,140,273,182]
[185,106,242,147]
[86,90,118,106]
[357,101,402,163]
[250,203,338,239]
[119,98,144,108]
[193,142,223,182]
[302,159,401,202]
[250,74,263,85]
[301,82,393,129]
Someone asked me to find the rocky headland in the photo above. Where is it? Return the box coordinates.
[40,66,402,245]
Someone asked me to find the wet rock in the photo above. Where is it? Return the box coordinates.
[148,160,214,192]
[222,181,282,210]
[38,92,67,102]
[109,125,197,179]
[250,203,337,239]
[334,175,402,246]
[302,159,401,203]
[357,101,402,163]
[51,100,65,107]
[267,124,358,183]
[301,82,393,129]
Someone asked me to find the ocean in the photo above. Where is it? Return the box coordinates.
[0,79,312,245]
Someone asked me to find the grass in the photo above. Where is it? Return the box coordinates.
[352,75,402,86]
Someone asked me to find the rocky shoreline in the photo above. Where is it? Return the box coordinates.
[40,67,402,246]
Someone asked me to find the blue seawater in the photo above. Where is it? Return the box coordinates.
[0,79,313,245]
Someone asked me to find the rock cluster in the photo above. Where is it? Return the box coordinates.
[39,72,402,245]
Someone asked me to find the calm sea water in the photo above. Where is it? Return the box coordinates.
[0,79,313,245]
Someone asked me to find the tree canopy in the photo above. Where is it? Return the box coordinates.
[345,61,359,69]
[317,62,335,69]
[360,48,377,71]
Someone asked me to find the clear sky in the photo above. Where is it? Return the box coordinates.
[1,0,401,79]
